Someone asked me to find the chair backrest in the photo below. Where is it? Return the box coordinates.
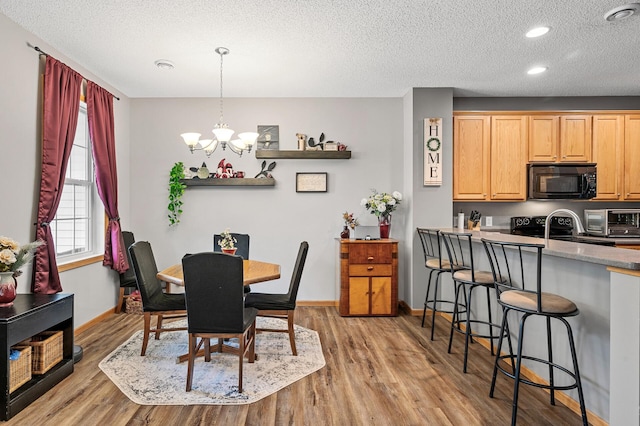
[213,233,250,259]
[119,231,137,286]
[129,241,165,308]
[285,241,309,305]
[416,228,445,269]
[182,252,246,333]
[481,238,545,312]
[440,231,475,275]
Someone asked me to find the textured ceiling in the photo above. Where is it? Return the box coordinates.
[2,0,640,98]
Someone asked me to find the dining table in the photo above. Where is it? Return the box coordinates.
[155,258,281,363]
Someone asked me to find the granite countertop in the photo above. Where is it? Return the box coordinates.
[437,228,640,271]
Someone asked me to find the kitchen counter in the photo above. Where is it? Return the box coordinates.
[441,228,640,270]
[435,227,640,424]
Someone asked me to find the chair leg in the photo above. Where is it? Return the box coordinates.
[490,308,509,398]
[287,311,297,356]
[204,338,211,362]
[248,321,257,363]
[546,316,555,406]
[561,317,589,426]
[141,312,151,356]
[186,334,196,391]
[462,285,475,374]
[116,287,125,313]
[486,286,495,356]
[447,280,463,354]
[238,334,245,393]
[430,271,444,340]
[511,313,531,426]
[155,315,164,340]
[422,269,435,327]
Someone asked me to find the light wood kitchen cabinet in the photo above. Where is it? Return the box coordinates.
[528,114,592,163]
[453,116,490,200]
[592,115,624,200]
[337,239,398,316]
[490,116,528,200]
[624,115,640,200]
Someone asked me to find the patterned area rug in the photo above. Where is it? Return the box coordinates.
[99,317,325,405]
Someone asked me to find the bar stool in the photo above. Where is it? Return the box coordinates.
[481,238,588,426]
[440,231,503,373]
[416,228,466,340]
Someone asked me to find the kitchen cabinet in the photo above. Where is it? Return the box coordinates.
[624,114,640,200]
[490,116,528,200]
[528,114,592,163]
[592,115,624,200]
[337,239,398,316]
[453,116,490,200]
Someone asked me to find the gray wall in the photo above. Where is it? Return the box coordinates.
[1,13,131,327]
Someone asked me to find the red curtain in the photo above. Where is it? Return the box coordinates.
[87,82,128,273]
[33,57,83,293]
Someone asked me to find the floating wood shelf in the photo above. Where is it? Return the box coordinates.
[255,150,351,159]
[181,178,275,187]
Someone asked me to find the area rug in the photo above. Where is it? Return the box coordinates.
[99,317,325,405]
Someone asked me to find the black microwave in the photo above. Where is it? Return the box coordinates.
[528,164,597,199]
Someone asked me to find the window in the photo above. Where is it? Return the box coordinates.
[50,103,104,263]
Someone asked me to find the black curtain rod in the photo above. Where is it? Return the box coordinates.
[27,42,121,101]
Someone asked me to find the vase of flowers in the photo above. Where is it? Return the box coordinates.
[361,190,402,239]
[341,212,359,239]
[218,229,237,255]
[0,236,44,307]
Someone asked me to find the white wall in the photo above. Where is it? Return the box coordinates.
[129,97,403,301]
[1,13,131,328]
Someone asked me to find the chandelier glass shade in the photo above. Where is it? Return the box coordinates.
[180,47,257,157]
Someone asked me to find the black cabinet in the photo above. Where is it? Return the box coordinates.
[1,294,74,420]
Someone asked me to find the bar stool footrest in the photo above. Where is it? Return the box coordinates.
[496,354,580,392]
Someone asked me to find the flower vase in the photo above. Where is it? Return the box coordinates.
[0,272,17,307]
[378,215,392,239]
[222,247,237,255]
[340,226,350,239]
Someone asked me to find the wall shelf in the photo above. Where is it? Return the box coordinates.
[181,178,275,187]
[255,150,351,159]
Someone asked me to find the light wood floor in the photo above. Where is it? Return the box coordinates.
[6,307,586,425]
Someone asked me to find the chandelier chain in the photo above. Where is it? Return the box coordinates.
[218,50,224,125]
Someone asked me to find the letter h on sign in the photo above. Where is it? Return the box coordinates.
[424,118,442,186]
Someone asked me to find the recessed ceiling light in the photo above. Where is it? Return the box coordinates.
[154,59,174,70]
[605,3,640,21]
[526,26,551,38]
[527,66,548,75]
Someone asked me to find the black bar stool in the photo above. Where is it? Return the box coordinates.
[481,238,588,426]
[440,231,503,373]
[416,228,466,340]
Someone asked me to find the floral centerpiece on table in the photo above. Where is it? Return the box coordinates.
[0,236,44,278]
[218,229,237,250]
[361,190,403,219]
[342,212,360,230]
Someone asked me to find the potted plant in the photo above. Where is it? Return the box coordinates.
[0,236,44,307]
[361,189,403,239]
[218,229,237,255]
[168,162,186,226]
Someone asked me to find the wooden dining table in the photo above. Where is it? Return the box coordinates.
[155,258,281,363]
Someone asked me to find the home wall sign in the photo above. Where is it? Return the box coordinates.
[424,118,442,186]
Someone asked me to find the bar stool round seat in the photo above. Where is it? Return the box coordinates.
[481,238,588,426]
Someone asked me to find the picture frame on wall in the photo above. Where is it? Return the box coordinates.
[296,172,328,193]
[256,125,279,150]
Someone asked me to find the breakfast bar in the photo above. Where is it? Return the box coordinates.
[436,228,640,425]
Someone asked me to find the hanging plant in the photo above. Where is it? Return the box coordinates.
[168,162,186,226]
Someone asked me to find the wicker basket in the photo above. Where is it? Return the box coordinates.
[22,330,63,375]
[125,297,143,314]
[9,346,32,393]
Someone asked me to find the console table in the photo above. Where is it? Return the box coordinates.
[1,294,74,420]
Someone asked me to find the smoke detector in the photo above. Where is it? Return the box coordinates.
[605,3,640,21]
[154,59,175,70]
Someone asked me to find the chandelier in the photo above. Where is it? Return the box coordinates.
[181,47,258,157]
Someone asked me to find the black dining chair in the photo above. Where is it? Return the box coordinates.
[116,231,137,313]
[244,241,308,356]
[129,241,187,356]
[182,252,258,393]
[214,232,251,293]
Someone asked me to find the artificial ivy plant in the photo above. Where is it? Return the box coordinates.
[168,162,186,226]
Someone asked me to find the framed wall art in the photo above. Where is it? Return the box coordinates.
[256,125,279,150]
[296,172,328,193]
[424,117,443,186]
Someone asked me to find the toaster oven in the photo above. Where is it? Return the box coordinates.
[584,209,640,237]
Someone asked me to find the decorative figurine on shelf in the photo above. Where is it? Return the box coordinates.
[214,158,234,178]
[307,133,325,151]
[196,162,209,179]
[337,142,348,151]
[254,160,277,178]
[341,212,359,239]
[296,133,307,151]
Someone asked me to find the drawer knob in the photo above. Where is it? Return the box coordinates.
[367,256,374,261]
[367,266,374,271]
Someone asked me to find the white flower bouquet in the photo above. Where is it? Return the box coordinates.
[361,190,403,218]
[0,236,44,277]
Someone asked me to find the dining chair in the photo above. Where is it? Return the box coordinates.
[244,241,308,356]
[129,241,187,356]
[214,232,251,293]
[182,252,257,393]
[116,231,137,313]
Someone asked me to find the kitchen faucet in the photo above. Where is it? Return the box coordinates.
[544,209,586,243]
